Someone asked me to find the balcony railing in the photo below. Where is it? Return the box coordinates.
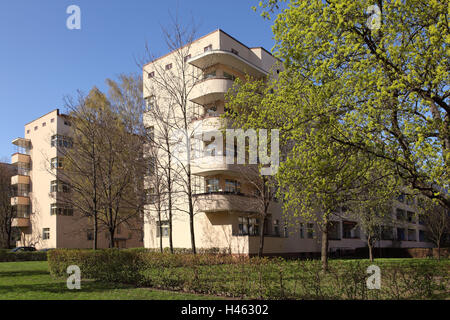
[189,77,234,105]
[193,191,259,213]
[187,49,268,78]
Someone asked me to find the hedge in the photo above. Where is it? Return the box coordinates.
[48,249,450,300]
[0,249,48,262]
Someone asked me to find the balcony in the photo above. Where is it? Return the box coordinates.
[11,175,30,185]
[11,153,31,165]
[187,50,268,78]
[194,192,259,213]
[191,156,243,176]
[189,77,234,105]
[11,196,30,206]
[12,138,31,149]
[11,217,30,228]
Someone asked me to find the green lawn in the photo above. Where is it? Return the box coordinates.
[0,261,222,300]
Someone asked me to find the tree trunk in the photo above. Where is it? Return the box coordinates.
[258,216,267,258]
[167,146,174,254]
[321,221,329,272]
[109,227,115,248]
[93,213,98,250]
[158,209,163,253]
[368,234,374,262]
[437,243,441,261]
[187,162,196,255]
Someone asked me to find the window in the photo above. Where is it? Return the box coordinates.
[42,122,46,127]
[50,180,70,193]
[419,230,426,242]
[147,157,156,176]
[14,205,30,218]
[397,228,405,241]
[165,63,172,70]
[407,211,415,223]
[273,219,280,236]
[329,221,341,240]
[343,221,359,239]
[231,48,239,55]
[51,135,73,148]
[42,228,50,240]
[34,126,38,131]
[146,188,156,204]
[26,130,30,134]
[307,223,315,239]
[299,223,305,239]
[283,221,288,238]
[249,218,259,236]
[419,215,425,225]
[148,71,155,78]
[64,120,71,126]
[204,70,216,80]
[205,104,218,117]
[184,54,191,62]
[238,217,259,236]
[206,178,219,193]
[87,230,94,241]
[51,118,55,123]
[408,229,416,241]
[397,193,405,203]
[204,44,212,52]
[50,204,73,216]
[14,184,30,197]
[381,226,393,240]
[225,180,240,194]
[145,96,156,111]
[239,217,249,235]
[156,221,169,237]
[51,157,63,169]
[396,208,405,220]
[223,72,236,81]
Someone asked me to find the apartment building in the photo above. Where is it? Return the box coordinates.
[10,109,143,249]
[143,29,433,256]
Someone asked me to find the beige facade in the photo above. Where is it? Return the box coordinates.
[143,29,433,256]
[11,109,143,249]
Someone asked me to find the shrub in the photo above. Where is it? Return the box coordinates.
[47,249,450,300]
[0,250,47,262]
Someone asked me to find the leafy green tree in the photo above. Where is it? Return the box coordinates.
[256,0,449,209]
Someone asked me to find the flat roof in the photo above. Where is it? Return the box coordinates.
[24,109,69,126]
[143,29,275,67]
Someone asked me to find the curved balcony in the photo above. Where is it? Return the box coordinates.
[11,153,30,165]
[12,217,30,228]
[11,175,30,185]
[189,116,229,134]
[189,77,234,105]
[11,196,30,206]
[187,50,268,78]
[194,192,259,213]
[191,156,243,176]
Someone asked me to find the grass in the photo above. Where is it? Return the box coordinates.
[0,261,223,300]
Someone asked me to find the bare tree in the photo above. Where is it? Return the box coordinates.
[418,198,450,260]
[142,15,202,253]
[56,90,103,249]
[0,162,16,248]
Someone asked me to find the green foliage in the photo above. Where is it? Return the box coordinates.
[47,249,449,299]
[258,0,449,208]
[0,250,47,262]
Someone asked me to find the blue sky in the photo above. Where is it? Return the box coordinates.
[0,0,275,160]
